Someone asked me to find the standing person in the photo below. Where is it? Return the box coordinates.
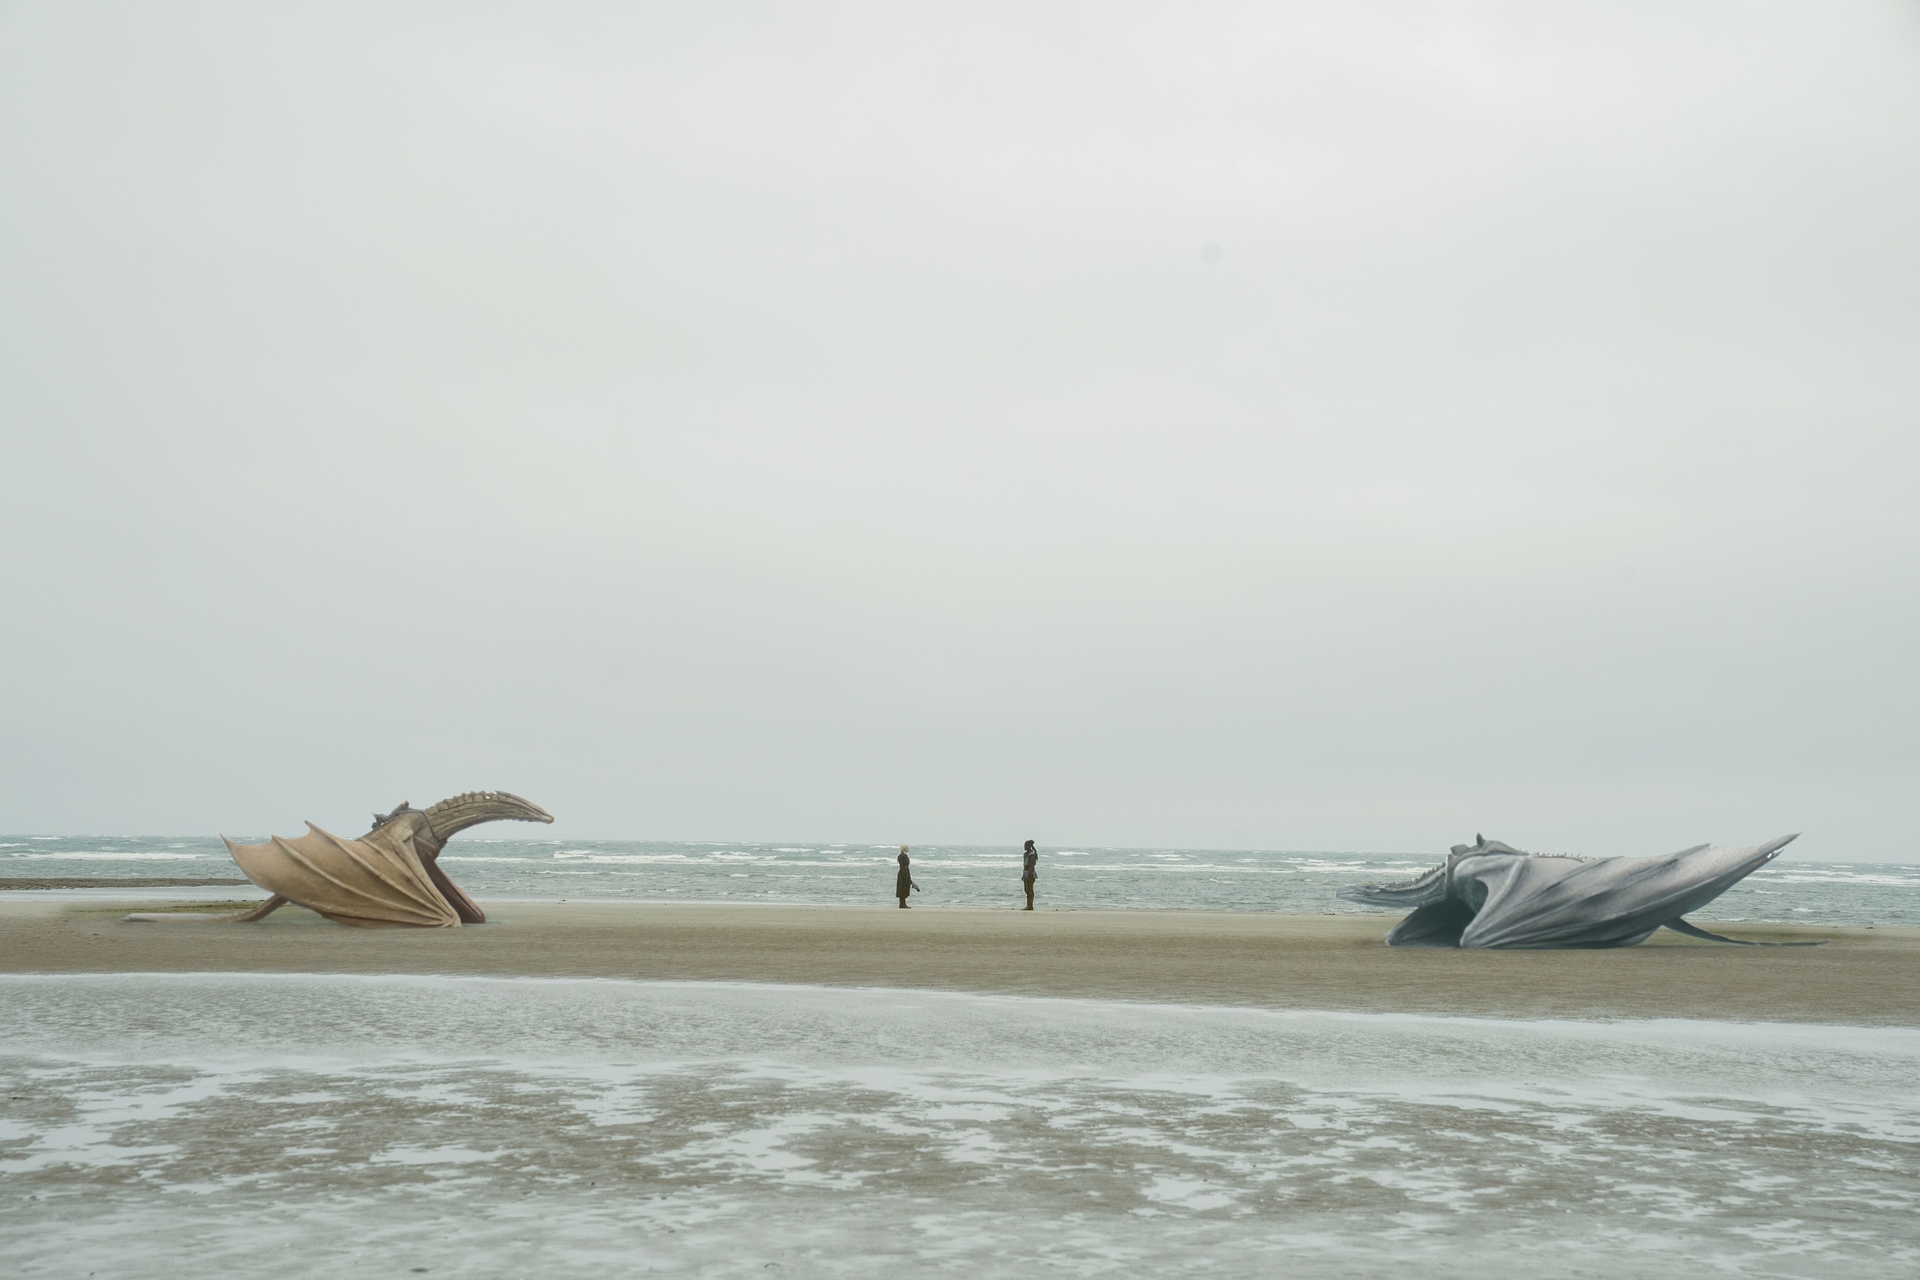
[895,845,920,908]
[1020,840,1038,910]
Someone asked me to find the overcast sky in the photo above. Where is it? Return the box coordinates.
[2,2,1916,858]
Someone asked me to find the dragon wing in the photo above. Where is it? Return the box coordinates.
[1456,836,1798,949]
[224,822,461,928]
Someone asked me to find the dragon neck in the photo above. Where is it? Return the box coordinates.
[420,791,556,842]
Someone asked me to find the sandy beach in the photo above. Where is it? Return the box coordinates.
[4,897,1914,1024]
[9,900,1919,1276]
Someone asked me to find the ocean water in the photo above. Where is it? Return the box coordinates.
[2,974,1915,1278]
[5,835,1920,927]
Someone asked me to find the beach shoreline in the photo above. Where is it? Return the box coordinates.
[3,897,1914,1025]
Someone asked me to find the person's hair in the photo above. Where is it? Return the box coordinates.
[1024,840,1036,852]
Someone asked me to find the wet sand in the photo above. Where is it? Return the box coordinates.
[3,897,1914,1024]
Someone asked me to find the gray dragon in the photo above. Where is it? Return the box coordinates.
[1338,833,1816,948]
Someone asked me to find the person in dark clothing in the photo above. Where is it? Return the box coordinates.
[1020,840,1038,910]
[895,845,920,908]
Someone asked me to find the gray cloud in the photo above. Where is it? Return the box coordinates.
[2,2,1916,857]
